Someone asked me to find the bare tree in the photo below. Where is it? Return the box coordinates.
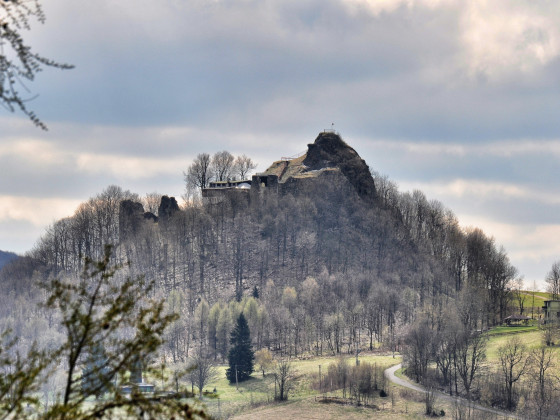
[190,355,218,397]
[498,337,529,410]
[512,277,526,315]
[529,346,556,419]
[185,153,212,191]
[211,151,235,181]
[273,360,299,401]
[142,192,161,215]
[403,317,433,384]
[234,155,257,180]
[545,261,560,300]
[455,330,487,399]
[0,0,73,129]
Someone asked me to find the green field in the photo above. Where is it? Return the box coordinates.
[201,353,400,418]
[484,323,537,336]
[144,323,558,419]
[219,325,560,419]
[513,291,550,319]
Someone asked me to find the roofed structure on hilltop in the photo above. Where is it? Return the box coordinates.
[202,130,377,204]
[251,130,377,202]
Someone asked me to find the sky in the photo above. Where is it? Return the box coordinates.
[1,0,560,289]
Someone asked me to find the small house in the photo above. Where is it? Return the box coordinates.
[542,300,560,324]
[503,314,530,326]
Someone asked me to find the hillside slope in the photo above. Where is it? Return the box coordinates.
[1,131,517,360]
[0,250,18,270]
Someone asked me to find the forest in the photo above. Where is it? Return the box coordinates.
[0,133,524,416]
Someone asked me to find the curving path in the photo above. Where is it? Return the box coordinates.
[384,364,521,419]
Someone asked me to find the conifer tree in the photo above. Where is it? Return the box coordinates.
[81,343,109,399]
[226,313,254,383]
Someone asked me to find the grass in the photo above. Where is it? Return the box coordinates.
[533,291,554,299]
[199,353,401,418]
[167,323,560,419]
[484,323,537,336]
[485,330,545,360]
[230,393,437,420]
[511,290,553,320]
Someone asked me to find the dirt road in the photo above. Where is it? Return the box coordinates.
[383,364,521,419]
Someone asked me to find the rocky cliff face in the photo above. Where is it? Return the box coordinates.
[303,132,376,202]
[256,131,377,203]
[119,200,151,241]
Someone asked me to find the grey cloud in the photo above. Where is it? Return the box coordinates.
[31,0,462,128]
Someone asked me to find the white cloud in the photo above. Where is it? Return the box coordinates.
[0,196,81,226]
[344,0,560,79]
[75,154,186,179]
[399,179,560,208]
[344,0,454,15]
[367,138,560,159]
[0,139,72,168]
[461,1,560,78]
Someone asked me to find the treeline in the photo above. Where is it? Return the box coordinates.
[403,304,560,417]
[2,165,518,363]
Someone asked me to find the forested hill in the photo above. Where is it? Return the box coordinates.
[0,251,18,270]
[0,132,517,359]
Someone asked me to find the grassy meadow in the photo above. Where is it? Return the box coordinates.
[195,350,516,419]
[200,320,560,419]
[201,353,401,418]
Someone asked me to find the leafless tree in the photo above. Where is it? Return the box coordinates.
[234,154,257,180]
[498,337,529,410]
[273,360,299,401]
[512,277,526,315]
[403,317,433,384]
[0,0,74,129]
[455,330,487,400]
[545,261,560,300]
[212,151,235,181]
[190,355,218,397]
[142,192,161,215]
[528,346,557,419]
[185,153,212,192]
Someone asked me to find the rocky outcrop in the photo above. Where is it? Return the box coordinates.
[254,131,377,203]
[119,200,160,241]
[158,196,180,224]
[303,132,376,203]
[119,200,148,241]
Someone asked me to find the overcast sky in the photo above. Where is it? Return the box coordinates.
[2,0,560,289]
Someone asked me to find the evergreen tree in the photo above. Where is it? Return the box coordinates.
[81,343,110,399]
[226,313,254,383]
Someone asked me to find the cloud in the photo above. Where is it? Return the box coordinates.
[461,1,560,79]
[0,196,81,227]
[401,179,528,200]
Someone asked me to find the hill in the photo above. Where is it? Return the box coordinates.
[1,131,517,362]
[0,250,18,270]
